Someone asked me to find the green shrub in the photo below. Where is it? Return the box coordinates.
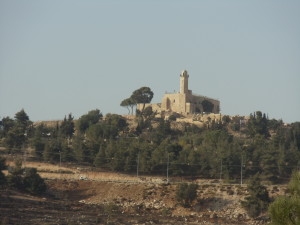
[176,183,198,207]
[241,174,270,218]
[268,196,300,225]
[7,159,46,194]
[268,171,300,225]
[7,159,24,189]
[23,168,47,194]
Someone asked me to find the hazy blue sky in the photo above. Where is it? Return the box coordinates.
[1,0,299,123]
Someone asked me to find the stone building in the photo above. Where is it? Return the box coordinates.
[137,70,220,115]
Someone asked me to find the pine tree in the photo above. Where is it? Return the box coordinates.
[23,168,47,194]
[241,174,270,218]
[94,145,107,167]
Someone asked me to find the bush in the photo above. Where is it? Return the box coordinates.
[288,171,300,197]
[268,196,300,225]
[6,160,47,194]
[241,174,270,218]
[7,160,24,189]
[176,183,198,207]
[268,171,300,225]
[23,168,47,194]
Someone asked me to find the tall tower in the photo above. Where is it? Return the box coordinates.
[180,70,189,94]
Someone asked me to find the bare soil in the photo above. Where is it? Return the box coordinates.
[0,181,249,225]
[1,160,286,225]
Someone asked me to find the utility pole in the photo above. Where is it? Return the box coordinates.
[137,152,139,177]
[167,153,169,183]
[23,144,27,169]
[240,155,243,186]
[219,159,223,183]
[239,119,243,186]
[59,150,61,168]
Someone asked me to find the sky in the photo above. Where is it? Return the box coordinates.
[0,0,299,123]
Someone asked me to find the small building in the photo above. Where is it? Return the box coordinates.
[137,70,220,115]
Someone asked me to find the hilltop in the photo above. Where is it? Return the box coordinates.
[1,109,299,224]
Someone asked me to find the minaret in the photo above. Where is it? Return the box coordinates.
[180,70,189,94]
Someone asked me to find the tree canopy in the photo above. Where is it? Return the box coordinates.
[241,174,270,218]
[131,87,153,105]
[120,98,135,115]
[0,109,299,186]
[121,86,154,114]
[77,109,103,133]
[2,109,32,149]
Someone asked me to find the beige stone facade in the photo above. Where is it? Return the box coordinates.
[137,70,220,115]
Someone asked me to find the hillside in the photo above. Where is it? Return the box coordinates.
[1,109,299,224]
[1,158,287,225]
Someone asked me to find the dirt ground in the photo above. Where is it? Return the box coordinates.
[1,160,286,225]
[0,181,252,225]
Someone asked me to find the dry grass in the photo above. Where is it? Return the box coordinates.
[5,160,157,183]
[6,161,74,173]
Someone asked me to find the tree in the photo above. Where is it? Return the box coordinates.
[0,116,14,138]
[288,171,300,197]
[131,87,154,111]
[260,146,280,183]
[14,109,30,131]
[60,113,75,138]
[241,174,270,218]
[3,109,32,150]
[0,157,7,187]
[247,111,269,138]
[120,98,135,115]
[85,124,103,157]
[43,138,62,162]
[135,106,157,133]
[269,197,300,225]
[6,160,47,194]
[32,124,47,159]
[176,183,198,207]
[7,159,24,190]
[23,168,47,194]
[77,109,103,134]
[61,141,74,162]
[94,145,107,167]
[4,126,26,149]
[104,114,128,135]
[268,171,300,225]
[73,134,89,163]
